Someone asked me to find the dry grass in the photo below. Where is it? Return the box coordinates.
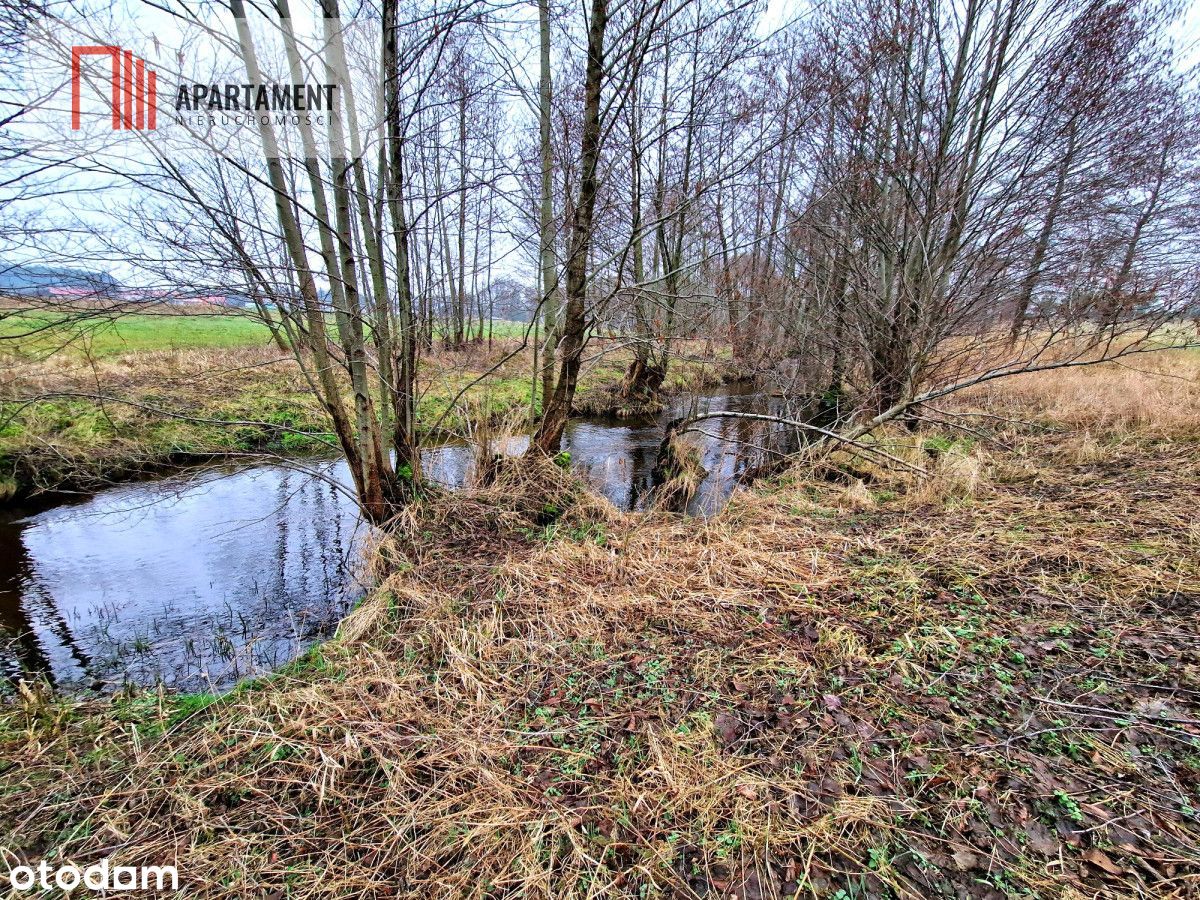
[910,446,989,505]
[651,434,707,511]
[953,349,1200,434]
[0,344,301,396]
[2,350,1199,898]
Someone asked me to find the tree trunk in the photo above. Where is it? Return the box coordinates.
[537,0,559,412]
[532,0,608,452]
[1009,121,1077,345]
[229,0,375,516]
[382,0,419,481]
[457,84,469,347]
[1105,143,1166,325]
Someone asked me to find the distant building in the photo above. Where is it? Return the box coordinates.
[0,265,121,299]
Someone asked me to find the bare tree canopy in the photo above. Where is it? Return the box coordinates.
[0,0,1196,520]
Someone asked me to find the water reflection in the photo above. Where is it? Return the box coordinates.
[0,387,793,691]
[0,463,364,692]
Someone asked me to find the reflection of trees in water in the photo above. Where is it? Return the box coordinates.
[645,389,816,514]
[271,472,292,603]
[0,465,366,692]
[0,521,92,687]
[731,411,757,472]
[627,443,657,511]
[640,389,796,514]
[218,468,361,684]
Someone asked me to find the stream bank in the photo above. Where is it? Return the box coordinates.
[0,386,794,692]
[4,425,1197,899]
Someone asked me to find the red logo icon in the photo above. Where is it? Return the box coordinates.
[71,46,157,130]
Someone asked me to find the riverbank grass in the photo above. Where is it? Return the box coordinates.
[2,357,1198,898]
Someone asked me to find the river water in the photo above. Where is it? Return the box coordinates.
[0,387,791,692]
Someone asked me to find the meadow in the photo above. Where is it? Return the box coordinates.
[0,310,277,356]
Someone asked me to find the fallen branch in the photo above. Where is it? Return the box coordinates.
[670,410,927,475]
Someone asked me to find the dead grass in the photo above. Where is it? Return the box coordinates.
[953,349,1200,434]
[1,350,1199,897]
[910,446,989,505]
[3,400,1200,897]
[651,434,707,511]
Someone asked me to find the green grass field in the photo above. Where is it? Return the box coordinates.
[0,311,277,356]
[0,311,537,357]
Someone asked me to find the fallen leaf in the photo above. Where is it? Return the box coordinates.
[1025,821,1058,856]
[714,712,741,745]
[951,848,978,871]
[1083,849,1124,875]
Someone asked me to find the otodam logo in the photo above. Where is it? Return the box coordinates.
[71,45,157,130]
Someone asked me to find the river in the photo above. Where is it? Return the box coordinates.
[0,386,792,691]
